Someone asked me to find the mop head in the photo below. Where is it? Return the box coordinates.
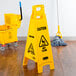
[51,36,67,47]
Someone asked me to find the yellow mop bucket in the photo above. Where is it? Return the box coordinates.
[0,1,23,51]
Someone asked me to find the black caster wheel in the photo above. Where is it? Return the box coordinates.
[0,47,5,51]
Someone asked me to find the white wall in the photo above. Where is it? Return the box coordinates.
[0,0,76,37]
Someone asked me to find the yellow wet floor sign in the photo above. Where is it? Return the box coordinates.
[23,5,55,73]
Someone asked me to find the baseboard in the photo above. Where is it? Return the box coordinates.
[18,36,76,41]
[60,37,76,41]
[18,37,27,41]
[50,36,76,41]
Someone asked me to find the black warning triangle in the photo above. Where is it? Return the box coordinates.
[39,35,49,47]
[28,43,35,55]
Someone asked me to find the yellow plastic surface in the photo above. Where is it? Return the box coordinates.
[0,27,18,45]
[5,13,21,29]
[23,5,54,73]
[56,25,62,38]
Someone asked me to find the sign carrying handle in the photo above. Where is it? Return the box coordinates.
[19,1,23,21]
[32,5,45,19]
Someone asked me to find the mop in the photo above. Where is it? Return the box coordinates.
[51,0,67,46]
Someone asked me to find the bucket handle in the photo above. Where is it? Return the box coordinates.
[19,1,23,21]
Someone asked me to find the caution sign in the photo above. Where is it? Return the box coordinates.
[23,5,54,73]
[39,35,49,47]
[28,43,35,55]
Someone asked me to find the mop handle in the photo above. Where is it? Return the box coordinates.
[58,25,60,32]
[19,1,23,20]
[57,0,59,25]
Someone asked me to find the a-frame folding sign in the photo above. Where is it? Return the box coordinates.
[23,5,55,73]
